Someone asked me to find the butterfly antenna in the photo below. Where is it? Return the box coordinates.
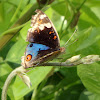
[64,29,77,47]
[66,39,78,47]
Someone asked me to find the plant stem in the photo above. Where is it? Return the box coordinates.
[1,71,16,100]
[1,66,26,100]
[10,0,23,23]
[31,79,47,100]
[77,0,87,11]
[41,55,100,67]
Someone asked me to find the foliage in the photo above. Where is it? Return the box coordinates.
[0,0,100,100]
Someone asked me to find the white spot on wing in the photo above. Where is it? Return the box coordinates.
[45,23,51,28]
[40,14,46,19]
[39,24,44,30]
[30,22,51,32]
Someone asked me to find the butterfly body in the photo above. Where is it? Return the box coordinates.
[21,9,65,68]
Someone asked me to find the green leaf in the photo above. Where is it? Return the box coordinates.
[20,21,31,41]
[0,62,12,77]
[81,5,100,26]
[77,63,100,94]
[6,39,27,64]
[0,2,4,22]
[0,62,12,88]
[51,1,68,16]
[76,27,100,51]
[79,90,100,100]
[12,67,53,99]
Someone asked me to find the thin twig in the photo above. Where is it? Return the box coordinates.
[41,55,100,67]
[1,66,27,100]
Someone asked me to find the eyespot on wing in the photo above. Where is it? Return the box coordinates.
[26,54,32,61]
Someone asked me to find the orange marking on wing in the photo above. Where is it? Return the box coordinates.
[37,18,42,24]
[53,36,57,40]
[49,31,54,34]
[37,28,39,33]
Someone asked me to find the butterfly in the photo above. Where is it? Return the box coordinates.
[21,9,65,68]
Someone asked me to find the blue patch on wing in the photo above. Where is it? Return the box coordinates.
[25,43,50,59]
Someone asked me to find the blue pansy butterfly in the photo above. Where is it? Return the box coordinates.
[21,9,65,68]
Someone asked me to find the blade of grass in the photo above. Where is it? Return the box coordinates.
[0,3,38,50]
[10,0,23,24]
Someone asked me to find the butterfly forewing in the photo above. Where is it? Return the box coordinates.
[27,9,60,49]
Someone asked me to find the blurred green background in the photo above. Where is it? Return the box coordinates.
[0,0,100,100]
